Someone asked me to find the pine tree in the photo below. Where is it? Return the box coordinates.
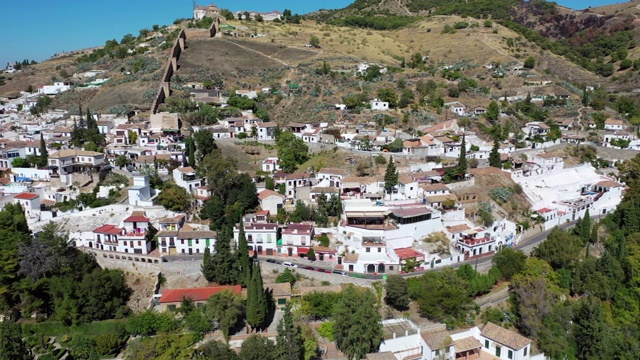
[201,247,215,282]
[456,134,467,178]
[488,139,501,168]
[39,133,48,168]
[237,223,251,286]
[276,303,303,360]
[384,156,398,196]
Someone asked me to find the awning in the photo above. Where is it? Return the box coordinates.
[297,247,310,254]
[345,211,386,218]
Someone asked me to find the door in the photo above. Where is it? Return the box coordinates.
[170,247,177,255]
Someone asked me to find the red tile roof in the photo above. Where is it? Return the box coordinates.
[536,207,553,214]
[123,215,150,223]
[15,192,39,200]
[394,247,425,260]
[160,285,242,303]
[93,224,122,235]
[258,189,284,200]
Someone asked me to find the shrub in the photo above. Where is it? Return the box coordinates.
[318,321,335,341]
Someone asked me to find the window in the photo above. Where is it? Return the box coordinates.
[378,247,382,252]
[181,249,185,253]
[277,298,287,305]
[181,240,184,244]
[508,349,513,359]
[434,349,439,356]
[366,247,370,252]
[496,346,501,357]
[524,347,528,356]
[485,340,489,349]
[138,241,141,246]
[168,305,176,311]
[195,240,199,245]
[389,266,394,271]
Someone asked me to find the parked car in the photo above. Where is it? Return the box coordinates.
[332,270,347,276]
[266,259,277,264]
[302,265,315,271]
[316,268,329,273]
[282,262,298,268]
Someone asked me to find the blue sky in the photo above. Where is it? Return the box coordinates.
[0,0,627,68]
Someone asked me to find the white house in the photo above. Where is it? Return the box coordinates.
[604,118,625,131]
[256,122,277,140]
[13,192,41,218]
[280,223,315,257]
[234,222,279,256]
[235,89,258,99]
[444,101,467,116]
[128,175,156,207]
[172,166,204,192]
[258,189,284,215]
[157,223,216,256]
[48,149,105,178]
[38,82,71,95]
[261,157,281,173]
[370,99,389,111]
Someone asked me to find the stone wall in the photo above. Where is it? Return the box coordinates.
[151,18,220,114]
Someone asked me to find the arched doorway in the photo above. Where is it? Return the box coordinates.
[257,246,263,254]
[287,247,293,256]
[367,264,376,273]
[88,241,93,248]
[377,263,385,274]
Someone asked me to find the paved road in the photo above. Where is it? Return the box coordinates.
[164,216,597,281]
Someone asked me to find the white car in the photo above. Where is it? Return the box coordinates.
[282,262,298,268]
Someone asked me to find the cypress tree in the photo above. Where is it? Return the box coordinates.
[237,223,251,286]
[211,226,239,285]
[582,209,591,241]
[276,303,303,360]
[383,156,398,196]
[201,247,215,282]
[247,262,267,332]
[39,133,48,168]
[488,139,501,168]
[456,134,467,178]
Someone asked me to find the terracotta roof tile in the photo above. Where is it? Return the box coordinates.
[160,285,241,303]
[480,322,531,350]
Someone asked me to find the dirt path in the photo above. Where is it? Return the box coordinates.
[218,38,289,66]
[475,286,510,309]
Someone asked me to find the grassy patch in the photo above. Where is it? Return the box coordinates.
[22,319,127,337]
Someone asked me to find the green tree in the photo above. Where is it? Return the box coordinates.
[532,228,583,270]
[333,285,383,360]
[115,155,130,169]
[194,340,239,360]
[38,133,48,168]
[211,227,240,285]
[492,247,526,280]
[408,268,474,327]
[307,247,316,261]
[309,36,320,48]
[11,157,32,168]
[0,319,31,360]
[202,247,215,283]
[206,290,245,342]
[193,129,217,163]
[265,176,275,190]
[75,268,131,323]
[377,87,398,108]
[276,303,303,360]
[456,135,468,178]
[246,263,267,332]
[237,223,251,286]
[239,334,276,360]
[276,131,309,173]
[573,297,614,360]
[485,100,500,122]
[70,335,98,360]
[384,275,410,310]
[155,183,191,212]
[488,139,501,168]
[384,156,398,196]
[524,56,535,69]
